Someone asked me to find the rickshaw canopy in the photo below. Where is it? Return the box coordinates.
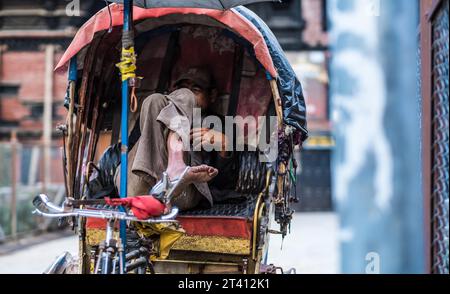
[56,4,307,139]
[55,5,276,77]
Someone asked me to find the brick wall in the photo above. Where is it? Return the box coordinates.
[0,49,67,139]
[302,0,328,47]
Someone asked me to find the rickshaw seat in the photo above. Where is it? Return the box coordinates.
[85,146,266,256]
[85,195,259,255]
[169,195,258,255]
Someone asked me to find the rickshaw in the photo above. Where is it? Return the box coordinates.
[32,0,308,274]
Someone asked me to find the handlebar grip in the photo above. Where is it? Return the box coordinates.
[32,194,64,213]
[32,195,44,209]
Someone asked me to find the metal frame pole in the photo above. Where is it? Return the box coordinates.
[119,0,133,271]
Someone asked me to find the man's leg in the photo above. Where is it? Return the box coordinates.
[115,94,169,197]
[118,92,217,210]
[165,131,218,198]
[166,131,217,181]
[115,131,217,200]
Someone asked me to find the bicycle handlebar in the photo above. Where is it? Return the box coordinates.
[32,194,179,224]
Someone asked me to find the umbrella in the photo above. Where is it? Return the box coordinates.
[105,0,279,10]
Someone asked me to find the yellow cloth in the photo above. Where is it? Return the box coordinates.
[134,223,185,260]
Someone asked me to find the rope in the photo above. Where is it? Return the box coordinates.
[130,86,138,113]
[116,46,140,113]
[116,47,137,82]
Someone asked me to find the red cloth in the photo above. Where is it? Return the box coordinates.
[105,196,166,220]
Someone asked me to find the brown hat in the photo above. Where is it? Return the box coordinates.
[174,67,213,90]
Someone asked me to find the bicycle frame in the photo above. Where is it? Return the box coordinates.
[94,219,123,274]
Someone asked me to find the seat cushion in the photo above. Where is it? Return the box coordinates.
[171,216,252,255]
[171,196,257,255]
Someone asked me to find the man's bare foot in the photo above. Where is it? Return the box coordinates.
[183,164,218,183]
[166,164,218,200]
[155,164,219,207]
[166,130,218,183]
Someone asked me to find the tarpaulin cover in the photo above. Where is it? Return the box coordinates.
[235,6,308,140]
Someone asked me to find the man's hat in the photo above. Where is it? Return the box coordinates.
[174,67,213,89]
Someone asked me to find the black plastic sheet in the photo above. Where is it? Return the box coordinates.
[86,144,121,199]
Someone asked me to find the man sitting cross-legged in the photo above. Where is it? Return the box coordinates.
[115,67,236,211]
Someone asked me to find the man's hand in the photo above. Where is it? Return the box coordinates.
[190,128,229,157]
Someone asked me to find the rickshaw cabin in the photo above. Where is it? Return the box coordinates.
[55,4,306,274]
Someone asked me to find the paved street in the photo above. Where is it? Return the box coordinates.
[267,212,340,274]
[0,212,339,274]
[0,234,78,274]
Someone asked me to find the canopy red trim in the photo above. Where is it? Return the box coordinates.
[55,4,277,77]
